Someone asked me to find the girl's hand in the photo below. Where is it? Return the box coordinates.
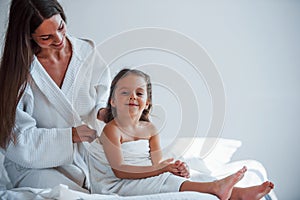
[174,160,190,178]
[72,125,97,143]
[157,158,181,175]
[157,158,174,172]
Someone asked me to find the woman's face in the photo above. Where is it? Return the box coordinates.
[31,14,67,51]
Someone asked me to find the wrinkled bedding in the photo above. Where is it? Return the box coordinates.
[0,138,278,200]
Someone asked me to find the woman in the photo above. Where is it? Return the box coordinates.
[0,0,110,192]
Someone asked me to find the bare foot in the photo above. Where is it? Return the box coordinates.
[236,181,274,200]
[214,166,247,200]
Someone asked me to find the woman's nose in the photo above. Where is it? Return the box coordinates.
[53,32,63,43]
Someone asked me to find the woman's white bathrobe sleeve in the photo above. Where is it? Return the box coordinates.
[4,36,110,174]
[5,85,74,168]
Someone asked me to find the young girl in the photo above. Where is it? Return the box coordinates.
[89,68,274,199]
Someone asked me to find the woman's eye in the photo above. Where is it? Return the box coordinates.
[41,37,50,41]
[58,24,64,31]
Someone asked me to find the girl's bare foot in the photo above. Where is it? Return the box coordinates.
[214,166,247,200]
[234,181,274,200]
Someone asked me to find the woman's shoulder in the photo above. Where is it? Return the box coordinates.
[68,35,95,46]
[68,35,96,57]
[77,37,95,49]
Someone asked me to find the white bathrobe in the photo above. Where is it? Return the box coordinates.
[3,36,110,190]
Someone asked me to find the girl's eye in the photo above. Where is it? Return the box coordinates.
[121,91,129,95]
[137,92,144,96]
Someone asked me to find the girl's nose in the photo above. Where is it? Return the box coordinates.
[129,93,136,100]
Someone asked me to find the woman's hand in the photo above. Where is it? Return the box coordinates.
[97,108,108,122]
[72,125,97,143]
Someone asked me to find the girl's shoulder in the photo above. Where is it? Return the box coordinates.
[139,121,158,136]
[103,120,119,133]
[100,120,122,143]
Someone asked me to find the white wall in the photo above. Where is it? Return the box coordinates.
[1,0,300,199]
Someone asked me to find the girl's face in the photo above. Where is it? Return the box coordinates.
[31,14,67,51]
[111,74,149,119]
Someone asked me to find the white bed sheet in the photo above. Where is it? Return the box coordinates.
[0,185,218,200]
[0,138,277,200]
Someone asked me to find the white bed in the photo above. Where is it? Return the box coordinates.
[0,137,277,200]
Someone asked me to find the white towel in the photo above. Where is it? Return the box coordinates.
[88,139,186,196]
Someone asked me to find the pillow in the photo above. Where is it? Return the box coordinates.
[161,137,242,173]
[198,137,242,170]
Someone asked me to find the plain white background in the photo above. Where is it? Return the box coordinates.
[1,0,299,199]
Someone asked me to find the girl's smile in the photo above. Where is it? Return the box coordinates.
[127,103,139,106]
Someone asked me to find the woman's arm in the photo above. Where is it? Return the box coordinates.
[94,54,111,122]
[5,88,74,169]
[100,124,176,179]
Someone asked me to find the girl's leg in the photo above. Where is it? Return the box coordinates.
[179,166,247,200]
[230,181,274,200]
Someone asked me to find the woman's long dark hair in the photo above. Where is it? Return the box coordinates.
[0,0,66,149]
[104,69,153,123]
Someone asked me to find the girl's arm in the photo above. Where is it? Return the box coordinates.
[100,124,176,179]
[149,124,190,178]
[149,128,163,165]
